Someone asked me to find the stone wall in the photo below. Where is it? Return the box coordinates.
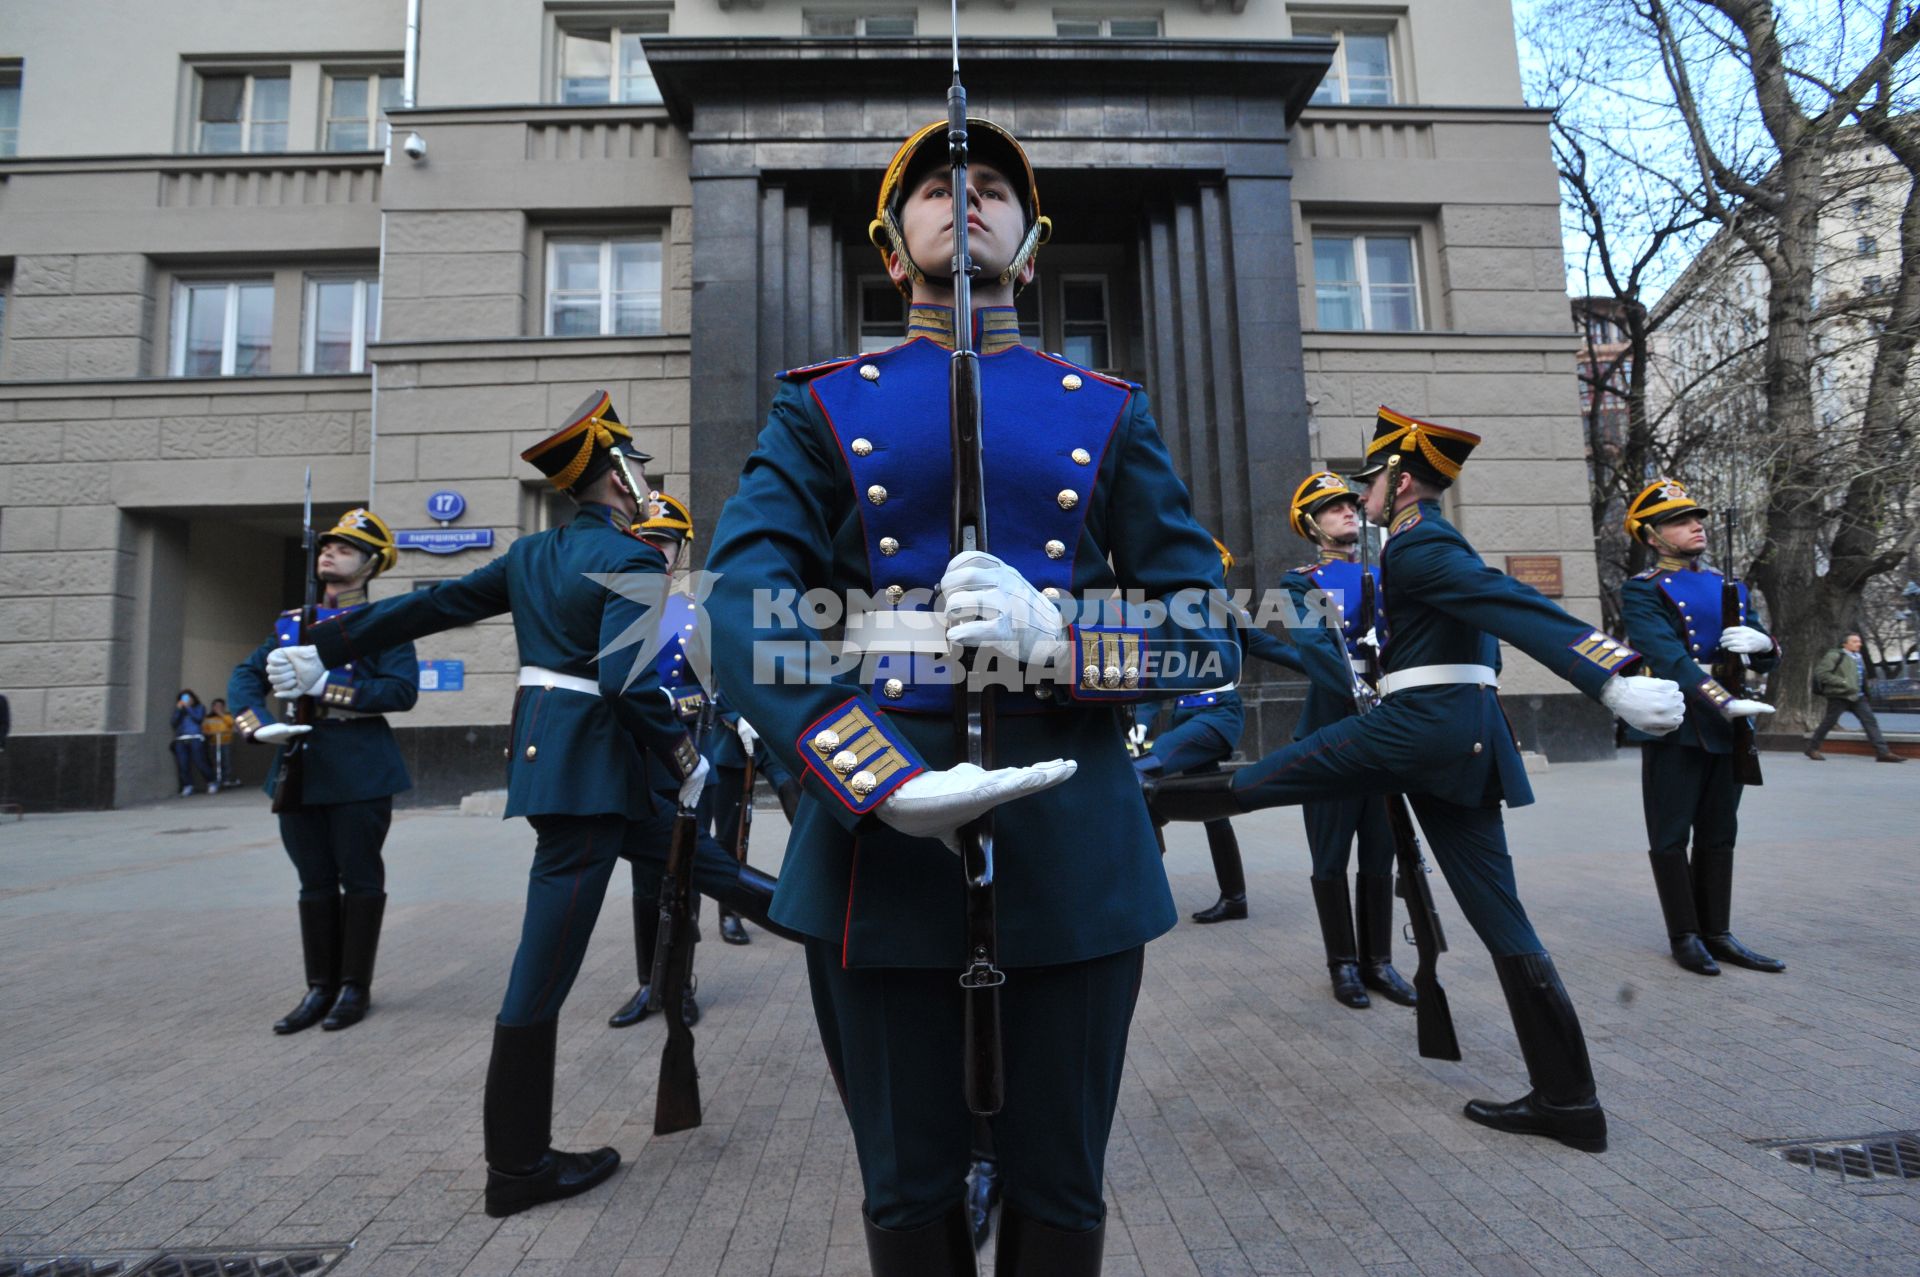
[3,253,155,381]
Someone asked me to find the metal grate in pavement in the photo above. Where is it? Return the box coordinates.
[1759,1131,1920,1182]
[0,1249,346,1277]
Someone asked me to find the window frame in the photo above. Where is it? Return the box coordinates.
[1297,21,1400,106]
[0,62,21,158]
[1057,274,1114,372]
[169,278,276,377]
[1053,14,1164,37]
[552,14,671,106]
[322,68,403,152]
[193,68,292,154]
[1307,227,1425,333]
[804,11,919,35]
[543,233,668,338]
[302,273,381,374]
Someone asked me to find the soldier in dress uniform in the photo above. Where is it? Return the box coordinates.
[1279,473,1416,1009]
[231,507,417,1035]
[605,490,799,1030]
[270,393,714,1218]
[1619,478,1783,976]
[1134,539,1303,924]
[1154,407,1690,1153]
[703,119,1238,1273]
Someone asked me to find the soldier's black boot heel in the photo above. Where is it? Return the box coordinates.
[1465,952,1607,1153]
[1694,844,1784,972]
[1192,820,1249,923]
[484,1018,620,1218]
[993,1203,1104,1277]
[323,892,384,1030]
[1647,851,1718,975]
[610,896,657,1027]
[863,1199,977,1277]
[1356,872,1417,1005]
[273,896,339,1035]
[1146,771,1246,823]
[719,909,750,944]
[1192,892,1248,923]
[1311,876,1370,1008]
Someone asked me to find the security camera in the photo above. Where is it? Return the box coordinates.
[402,132,426,160]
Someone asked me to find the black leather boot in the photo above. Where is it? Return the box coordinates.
[273,896,339,1035]
[965,1157,1001,1249]
[1647,850,1718,975]
[484,1018,620,1218]
[1310,877,1369,1008]
[1694,844,1784,971]
[719,908,750,945]
[720,864,805,943]
[1355,873,1417,1005]
[1464,952,1607,1152]
[610,895,657,1028]
[1192,819,1249,923]
[1147,771,1246,823]
[863,1200,978,1277]
[993,1203,1105,1277]
[322,892,385,1030]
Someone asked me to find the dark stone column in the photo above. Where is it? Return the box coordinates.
[688,172,764,564]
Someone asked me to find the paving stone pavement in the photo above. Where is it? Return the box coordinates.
[1,752,1916,1276]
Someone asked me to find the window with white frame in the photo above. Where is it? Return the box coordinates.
[1056,15,1163,36]
[0,65,21,157]
[304,276,380,373]
[325,71,403,151]
[195,71,290,153]
[546,236,664,336]
[806,12,917,34]
[1059,277,1111,369]
[556,16,669,105]
[1311,231,1420,331]
[857,279,905,352]
[1304,27,1396,105]
[172,280,274,376]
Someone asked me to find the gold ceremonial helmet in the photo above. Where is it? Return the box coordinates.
[319,508,398,575]
[1288,471,1360,540]
[1624,477,1709,542]
[1212,537,1236,575]
[638,490,694,544]
[868,117,1052,297]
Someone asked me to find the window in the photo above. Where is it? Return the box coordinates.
[1306,29,1395,105]
[1015,281,1042,344]
[1852,197,1870,216]
[1060,278,1111,369]
[806,12,918,34]
[325,71,403,151]
[1858,234,1879,257]
[172,281,273,376]
[1311,232,1419,331]
[557,17,669,105]
[857,279,905,352]
[546,236,663,336]
[1863,275,1886,296]
[0,64,20,157]
[304,276,380,373]
[1056,16,1163,36]
[195,71,290,153]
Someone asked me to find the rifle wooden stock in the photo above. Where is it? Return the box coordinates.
[270,502,320,815]
[734,750,756,865]
[653,702,716,1136]
[1716,511,1763,786]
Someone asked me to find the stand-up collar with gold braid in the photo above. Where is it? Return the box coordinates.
[906,304,1023,354]
[1352,407,1481,488]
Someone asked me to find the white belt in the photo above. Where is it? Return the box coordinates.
[1377,663,1498,696]
[519,665,599,695]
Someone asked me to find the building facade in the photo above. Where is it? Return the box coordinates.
[0,0,1604,809]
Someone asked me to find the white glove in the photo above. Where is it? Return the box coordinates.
[252,722,313,745]
[939,551,1067,667]
[1600,675,1685,735]
[1718,625,1772,655]
[266,646,330,700]
[678,756,711,809]
[1725,698,1776,720]
[735,719,759,751]
[878,759,1078,851]
[1127,723,1149,749]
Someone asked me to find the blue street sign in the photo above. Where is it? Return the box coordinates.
[395,528,494,555]
[418,659,465,692]
[426,490,467,522]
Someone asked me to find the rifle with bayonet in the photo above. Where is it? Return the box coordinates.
[270,467,319,815]
[1361,454,1460,1061]
[944,14,1006,1119]
[652,691,717,1135]
[1715,508,1764,787]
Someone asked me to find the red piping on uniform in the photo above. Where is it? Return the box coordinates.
[842,839,860,968]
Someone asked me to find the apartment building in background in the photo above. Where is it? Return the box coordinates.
[0,1,1601,808]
